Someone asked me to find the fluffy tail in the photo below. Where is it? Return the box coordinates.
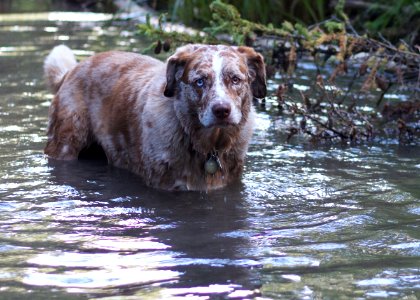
[44,45,77,93]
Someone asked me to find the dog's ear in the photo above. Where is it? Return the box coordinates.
[164,46,193,98]
[237,46,267,99]
[163,56,184,97]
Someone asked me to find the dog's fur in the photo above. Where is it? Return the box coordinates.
[43,44,266,191]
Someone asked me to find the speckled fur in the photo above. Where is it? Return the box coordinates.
[43,44,266,191]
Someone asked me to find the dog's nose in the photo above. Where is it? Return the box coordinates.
[212,102,231,119]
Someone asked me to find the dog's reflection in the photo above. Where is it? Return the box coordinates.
[46,158,261,293]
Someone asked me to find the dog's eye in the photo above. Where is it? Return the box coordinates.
[195,78,205,88]
[231,76,241,85]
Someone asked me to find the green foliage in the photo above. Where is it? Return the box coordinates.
[204,1,285,44]
[164,0,330,27]
[168,0,213,27]
[150,0,419,44]
[324,20,345,34]
[334,0,348,22]
[346,0,420,43]
[365,0,419,33]
[295,23,310,39]
[139,0,291,47]
[138,12,219,52]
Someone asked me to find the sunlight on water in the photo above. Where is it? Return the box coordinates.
[161,284,260,298]
[23,268,180,289]
[0,46,39,56]
[0,12,112,22]
[87,237,171,251]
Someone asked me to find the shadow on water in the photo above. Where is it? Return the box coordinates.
[0,6,419,300]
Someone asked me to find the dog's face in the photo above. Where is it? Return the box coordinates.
[164,45,266,128]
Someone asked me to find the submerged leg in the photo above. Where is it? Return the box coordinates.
[44,94,90,160]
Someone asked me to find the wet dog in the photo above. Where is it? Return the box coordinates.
[43,44,266,191]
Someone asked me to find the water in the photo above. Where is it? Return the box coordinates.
[0,11,419,300]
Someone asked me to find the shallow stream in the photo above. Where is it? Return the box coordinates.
[0,10,419,299]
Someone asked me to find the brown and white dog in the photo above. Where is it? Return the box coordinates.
[43,44,266,191]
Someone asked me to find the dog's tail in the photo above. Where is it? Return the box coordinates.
[44,45,77,93]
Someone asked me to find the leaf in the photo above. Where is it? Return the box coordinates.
[324,21,344,34]
[295,23,309,39]
[282,21,295,33]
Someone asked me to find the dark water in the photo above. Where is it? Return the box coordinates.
[0,11,419,300]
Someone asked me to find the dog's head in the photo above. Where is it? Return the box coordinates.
[164,44,266,128]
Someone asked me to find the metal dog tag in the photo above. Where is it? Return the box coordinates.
[205,153,222,175]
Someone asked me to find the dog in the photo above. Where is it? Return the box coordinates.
[43,44,266,191]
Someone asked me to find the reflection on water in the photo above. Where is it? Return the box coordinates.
[0,10,419,300]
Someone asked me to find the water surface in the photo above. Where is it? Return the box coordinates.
[0,11,419,299]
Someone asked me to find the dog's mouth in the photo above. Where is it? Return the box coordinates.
[204,119,238,129]
[216,120,237,128]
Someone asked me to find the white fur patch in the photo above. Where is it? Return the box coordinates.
[212,53,225,100]
[198,52,242,127]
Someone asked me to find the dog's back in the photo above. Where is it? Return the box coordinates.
[44,46,166,161]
